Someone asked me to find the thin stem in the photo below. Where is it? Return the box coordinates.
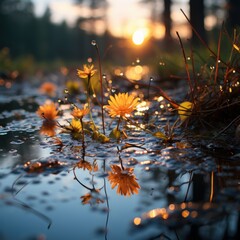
[116,117,121,132]
[190,44,198,90]
[180,9,230,69]
[103,176,109,240]
[86,76,97,131]
[80,118,85,146]
[213,114,240,138]
[94,43,105,134]
[73,167,93,191]
[214,23,223,86]
[176,31,194,100]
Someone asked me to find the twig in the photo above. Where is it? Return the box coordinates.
[213,114,240,139]
[176,31,193,99]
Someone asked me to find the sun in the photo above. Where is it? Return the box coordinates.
[132,29,146,45]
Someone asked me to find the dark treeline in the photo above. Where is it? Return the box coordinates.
[1,0,240,64]
[0,0,114,62]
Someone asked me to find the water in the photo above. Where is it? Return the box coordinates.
[0,79,240,240]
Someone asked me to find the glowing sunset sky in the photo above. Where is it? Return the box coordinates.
[31,0,219,40]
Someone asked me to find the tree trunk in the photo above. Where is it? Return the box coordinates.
[163,0,172,41]
[227,0,240,28]
[189,0,207,46]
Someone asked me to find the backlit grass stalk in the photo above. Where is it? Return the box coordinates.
[180,8,230,70]
[176,31,194,100]
[214,23,223,86]
[86,75,96,131]
[92,41,105,135]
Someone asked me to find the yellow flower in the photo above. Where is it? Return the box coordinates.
[104,93,139,119]
[36,102,58,120]
[77,64,97,79]
[108,165,140,196]
[40,120,57,137]
[68,119,82,133]
[71,106,89,119]
[39,82,57,96]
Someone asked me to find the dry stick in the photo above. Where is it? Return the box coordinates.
[224,28,236,85]
[213,114,240,139]
[180,9,229,69]
[209,171,214,203]
[190,43,198,89]
[176,31,194,101]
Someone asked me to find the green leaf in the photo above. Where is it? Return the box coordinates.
[109,127,121,140]
[92,130,110,143]
[98,133,110,143]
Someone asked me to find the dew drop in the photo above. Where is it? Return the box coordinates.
[91,40,97,46]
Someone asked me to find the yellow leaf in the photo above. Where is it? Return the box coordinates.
[178,101,193,121]
[92,130,110,143]
[98,133,110,143]
[153,131,167,140]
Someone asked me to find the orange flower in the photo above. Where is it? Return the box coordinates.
[76,160,92,171]
[108,165,140,196]
[39,82,57,96]
[36,102,58,120]
[71,106,89,119]
[40,120,57,137]
[77,64,97,79]
[104,93,139,119]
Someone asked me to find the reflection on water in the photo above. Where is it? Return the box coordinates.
[0,81,240,240]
